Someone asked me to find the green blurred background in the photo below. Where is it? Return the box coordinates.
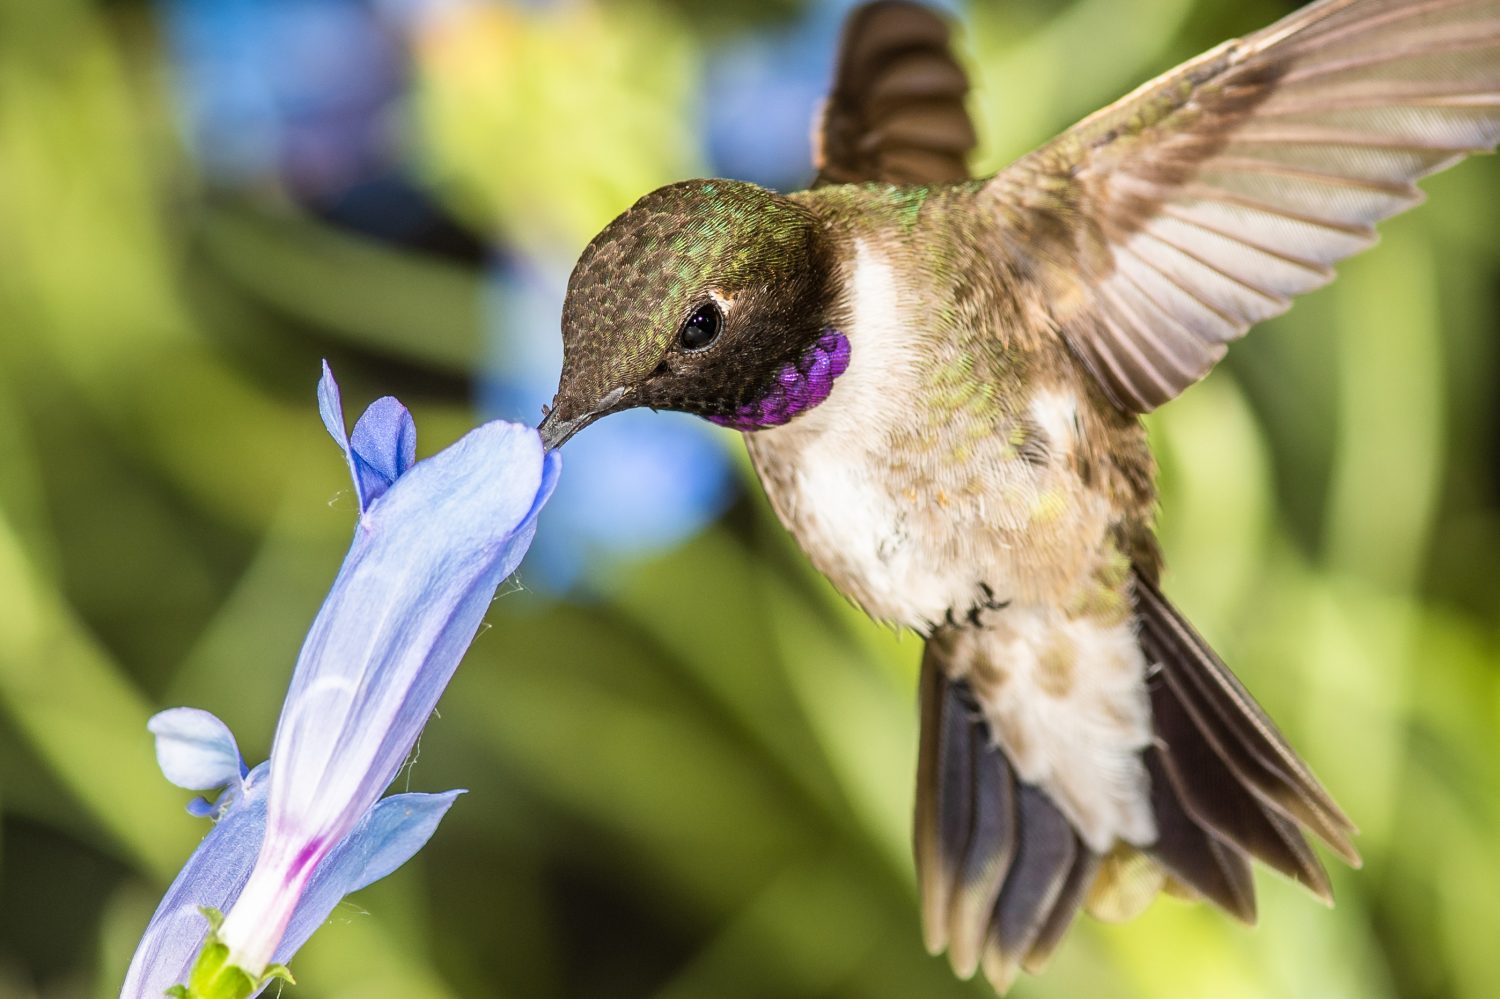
[2,0,1498,996]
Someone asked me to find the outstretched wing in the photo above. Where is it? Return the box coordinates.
[813,0,977,186]
[984,0,1500,414]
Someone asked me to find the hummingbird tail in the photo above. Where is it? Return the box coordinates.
[914,645,1099,993]
[1133,572,1359,901]
[913,573,1358,994]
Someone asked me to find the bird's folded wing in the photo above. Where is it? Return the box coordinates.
[983,0,1500,414]
[813,0,977,186]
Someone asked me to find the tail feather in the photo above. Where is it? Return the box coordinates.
[947,736,1015,975]
[1020,845,1099,974]
[916,653,973,955]
[917,651,1097,994]
[1135,575,1360,865]
[981,784,1078,992]
[1143,749,1257,922]
[1148,670,1332,901]
[913,572,1358,993]
[916,654,1015,974]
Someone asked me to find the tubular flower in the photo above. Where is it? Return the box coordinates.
[122,363,559,998]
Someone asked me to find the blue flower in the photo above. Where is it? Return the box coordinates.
[158,0,406,197]
[483,253,736,592]
[123,716,460,998]
[122,363,559,997]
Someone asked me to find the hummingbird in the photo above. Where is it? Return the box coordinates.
[539,0,1500,991]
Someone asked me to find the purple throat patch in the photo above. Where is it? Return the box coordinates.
[708,330,851,431]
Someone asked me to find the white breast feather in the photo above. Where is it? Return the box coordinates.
[763,239,974,627]
[1028,389,1080,458]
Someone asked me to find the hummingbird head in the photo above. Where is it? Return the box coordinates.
[539,179,844,448]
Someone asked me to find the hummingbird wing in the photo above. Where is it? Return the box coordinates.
[812,1,977,186]
[984,0,1500,414]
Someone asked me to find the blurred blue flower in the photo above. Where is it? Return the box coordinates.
[483,253,736,593]
[159,0,406,199]
[122,364,559,997]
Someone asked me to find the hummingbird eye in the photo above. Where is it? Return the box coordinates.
[678,302,722,351]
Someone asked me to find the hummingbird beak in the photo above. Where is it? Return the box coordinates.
[537,407,596,450]
[537,386,627,450]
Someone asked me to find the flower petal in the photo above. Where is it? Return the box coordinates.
[120,763,270,999]
[319,363,419,513]
[317,360,349,453]
[531,447,563,525]
[148,708,245,793]
[186,796,220,818]
[216,419,552,978]
[348,396,417,510]
[272,790,464,965]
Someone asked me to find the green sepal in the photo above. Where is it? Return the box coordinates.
[263,964,295,986]
[162,908,297,999]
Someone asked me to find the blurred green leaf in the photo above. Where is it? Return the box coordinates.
[199,206,482,374]
[0,510,194,880]
[413,1,701,252]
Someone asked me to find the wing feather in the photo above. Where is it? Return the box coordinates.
[983,0,1500,412]
[814,1,977,186]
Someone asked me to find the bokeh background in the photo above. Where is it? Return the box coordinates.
[2,0,1499,996]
